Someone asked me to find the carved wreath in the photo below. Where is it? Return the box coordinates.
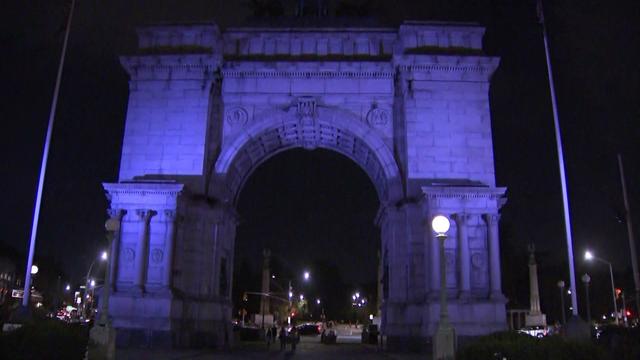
[225,107,248,127]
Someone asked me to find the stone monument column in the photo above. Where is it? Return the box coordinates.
[134,209,156,293]
[162,210,177,291]
[525,244,547,326]
[108,209,126,292]
[452,213,471,298]
[484,213,503,299]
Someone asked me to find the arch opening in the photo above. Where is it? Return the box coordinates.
[232,148,381,323]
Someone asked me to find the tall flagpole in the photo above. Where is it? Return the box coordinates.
[537,0,579,317]
[22,0,76,308]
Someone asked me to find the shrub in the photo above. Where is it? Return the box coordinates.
[457,331,606,360]
[0,318,88,360]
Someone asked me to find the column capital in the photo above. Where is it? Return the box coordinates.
[450,212,469,225]
[164,209,177,221]
[136,209,157,221]
[107,208,126,220]
[482,213,500,225]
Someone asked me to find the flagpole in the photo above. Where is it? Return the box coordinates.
[538,0,579,317]
[618,154,640,317]
[22,0,76,308]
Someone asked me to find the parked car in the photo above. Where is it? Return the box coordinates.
[297,323,320,335]
[518,325,548,338]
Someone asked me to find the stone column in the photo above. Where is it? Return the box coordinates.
[484,213,503,299]
[452,213,471,298]
[162,210,177,291]
[108,209,126,292]
[134,209,155,293]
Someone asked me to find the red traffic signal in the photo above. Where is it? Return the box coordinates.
[615,288,622,298]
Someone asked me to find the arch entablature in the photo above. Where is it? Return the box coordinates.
[214,105,402,205]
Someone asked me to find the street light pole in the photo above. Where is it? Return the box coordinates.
[432,215,455,360]
[606,262,619,326]
[585,251,619,325]
[557,280,566,326]
[581,274,591,323]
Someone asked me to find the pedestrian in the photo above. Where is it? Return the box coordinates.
[279,326,287,351]
[290,326,299,351]
[271,324,278,346]
[266,326,272,348]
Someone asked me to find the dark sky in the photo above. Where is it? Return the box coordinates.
[2,0,639,318]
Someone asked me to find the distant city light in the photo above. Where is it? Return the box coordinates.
[300,294,304,301]
[65,284,70,291]
[272,274,275,279]
[304,271,310,281]
[316,299,321,305]
[352,295,356,300]
[90,279,96,287]
[355,292,360,298]
[289,291,293,299]
[101,251,108,261]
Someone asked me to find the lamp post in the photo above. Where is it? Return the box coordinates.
[432,215,455,360]
[84,252,107,319]
[581,274,591,323]
[557,280,566,326]
[585,250,619,325]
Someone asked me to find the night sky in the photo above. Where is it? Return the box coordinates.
[2,1,639,320]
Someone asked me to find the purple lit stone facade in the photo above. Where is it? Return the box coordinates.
[103,21,507,348]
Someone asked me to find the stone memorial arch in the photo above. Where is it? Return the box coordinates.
[103,21,507,348]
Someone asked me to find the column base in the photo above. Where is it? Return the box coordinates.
[489,291,506,302]
[457,291,471,302]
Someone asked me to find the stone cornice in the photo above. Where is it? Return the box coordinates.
[221,68,394,79]
[103,182,184,197]
[421,186,506,200]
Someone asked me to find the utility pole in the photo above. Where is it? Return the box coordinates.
[618,154,640,317]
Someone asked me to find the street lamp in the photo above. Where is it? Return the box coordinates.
[304,271,310,281]
[101,251,108,261]
[432,215,455,360]
[585,250,619,325]
[31,265,39,275]
[581,273,591,323]
[557,280,566,326]
[65,284,71,291]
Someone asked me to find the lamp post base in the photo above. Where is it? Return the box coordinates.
[89,324,117,360]
[433,322,456,360]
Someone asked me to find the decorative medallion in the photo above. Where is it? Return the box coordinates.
[366,105,389,127]
[151,248,164,264]
[123,248,135,263]
[296,97,316,125]
[225,107,248,127]
[471,253,486,269]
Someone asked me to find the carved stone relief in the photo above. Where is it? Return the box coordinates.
[225,107,248,127]
[366,105,390,127]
